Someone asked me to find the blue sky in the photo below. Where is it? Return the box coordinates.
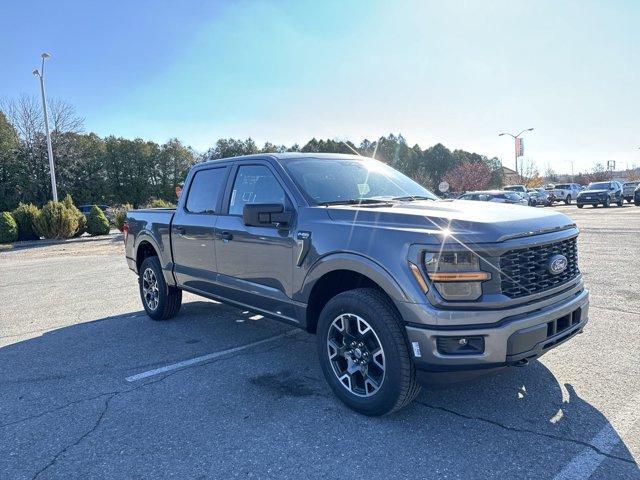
[2,0,638,173]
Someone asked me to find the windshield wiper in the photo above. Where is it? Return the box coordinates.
[318,198,393,206]
[391,195,435,202]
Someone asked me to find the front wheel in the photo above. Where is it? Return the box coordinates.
[317,288,421,416]
[565,195,572,205]
[139,256,182,320]
[603,197,611,208]
[577,204,583,209]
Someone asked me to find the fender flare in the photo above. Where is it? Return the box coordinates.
[299,252,410,304]
[134,231,176,286]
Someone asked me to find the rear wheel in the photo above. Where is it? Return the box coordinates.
[317,288,420,416]
[139,256,182,320]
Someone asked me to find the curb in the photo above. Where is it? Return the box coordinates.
[0,230,123,251]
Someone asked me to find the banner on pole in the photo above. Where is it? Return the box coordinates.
[515,138,524,157]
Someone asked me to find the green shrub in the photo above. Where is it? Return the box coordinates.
[12,203,40,240]
[86,205,110,236]
[0,212,18,243]
[113,203,132,231]
[145,198,175,208]
[62,194,86,237]
[35,201,79,239]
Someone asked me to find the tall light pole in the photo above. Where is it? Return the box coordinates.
[33,52,58,202]
[499,128,534,181]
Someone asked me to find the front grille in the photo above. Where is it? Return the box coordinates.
[499,237,579,298]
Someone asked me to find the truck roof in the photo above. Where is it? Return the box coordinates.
[199,152,365,167]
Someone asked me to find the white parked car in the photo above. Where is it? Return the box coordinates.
[503,185,531,204]
[549,183,581,205]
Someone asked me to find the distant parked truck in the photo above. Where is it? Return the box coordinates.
[622,182,639,203]
[547,183,581,205]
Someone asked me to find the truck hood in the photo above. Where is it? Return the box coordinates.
[324,200,576,245]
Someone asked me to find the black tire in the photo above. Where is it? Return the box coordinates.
[603,197,610,208]
[577,204,583,209]
[565,195,571,205]
[617,199,623,207]
[139,256,182,320]
[635,201,640,207]
[316,288,421,416]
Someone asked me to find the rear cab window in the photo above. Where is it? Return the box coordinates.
[185,167,227,214]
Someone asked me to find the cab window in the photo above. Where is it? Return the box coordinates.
[185,167,227,214]
[228,165,286,215]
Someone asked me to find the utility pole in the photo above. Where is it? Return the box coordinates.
[32,53,58,202]
[499,128,534,181]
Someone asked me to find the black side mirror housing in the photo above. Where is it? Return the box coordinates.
[243,203,292,229]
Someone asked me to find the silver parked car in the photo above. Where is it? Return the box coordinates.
[527,188,551,206]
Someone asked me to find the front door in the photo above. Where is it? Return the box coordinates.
[172,166,228,294]
[213,163,296,319]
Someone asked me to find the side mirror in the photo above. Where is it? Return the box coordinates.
[243,203,292,229]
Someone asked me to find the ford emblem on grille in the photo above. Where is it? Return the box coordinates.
[548,254,568,275]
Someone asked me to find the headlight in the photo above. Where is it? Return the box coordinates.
[423,251,490,301]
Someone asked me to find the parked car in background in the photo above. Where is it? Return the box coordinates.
[458,190,529,205]
[576,181,624,208]
[634,184,640,206]
[78,204,109,215]
[527,188,551,206]
[622,182,639,203]
[503,185,530,203]
[548,183,581,205]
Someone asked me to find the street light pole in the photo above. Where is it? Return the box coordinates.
[33,53,58,202]
[499,128,534,181]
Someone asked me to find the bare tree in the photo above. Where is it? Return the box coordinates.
[0,94,83,142]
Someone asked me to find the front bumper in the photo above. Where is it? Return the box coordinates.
[404,287,589,376]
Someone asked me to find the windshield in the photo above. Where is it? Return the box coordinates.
[283,157,438,205]
[587,182,610,190]
[555,184,569,189]
[504,186,524,192]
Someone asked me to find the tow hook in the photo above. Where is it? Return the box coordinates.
[514,358,529,367]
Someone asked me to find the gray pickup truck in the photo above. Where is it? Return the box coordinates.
[124,153,589,415]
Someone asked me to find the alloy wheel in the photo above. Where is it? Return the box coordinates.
[142,268,160,310]
[326,313,385,397]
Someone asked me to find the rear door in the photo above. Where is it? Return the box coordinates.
[213,161,297,319]
[171,165,229,293]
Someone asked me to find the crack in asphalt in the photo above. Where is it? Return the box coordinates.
[5,339,296,477]
[415,400,637,466]
[32,394,115,480]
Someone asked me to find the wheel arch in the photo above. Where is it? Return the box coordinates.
[134,232,176,286]
[301,253,409,334]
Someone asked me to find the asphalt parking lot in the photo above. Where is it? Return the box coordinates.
[1,204,639,479]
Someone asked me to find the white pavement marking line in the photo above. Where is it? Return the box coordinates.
[126,330,298,382]
[553,394,640,480]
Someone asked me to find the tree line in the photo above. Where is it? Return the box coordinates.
[0,95,506,211]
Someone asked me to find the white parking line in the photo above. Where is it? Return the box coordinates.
[553,394,640,479]
[125,330,298,382]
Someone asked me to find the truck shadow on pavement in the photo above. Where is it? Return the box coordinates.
[1,300,637,478]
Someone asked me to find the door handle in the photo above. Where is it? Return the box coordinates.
[218,231,233,242]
